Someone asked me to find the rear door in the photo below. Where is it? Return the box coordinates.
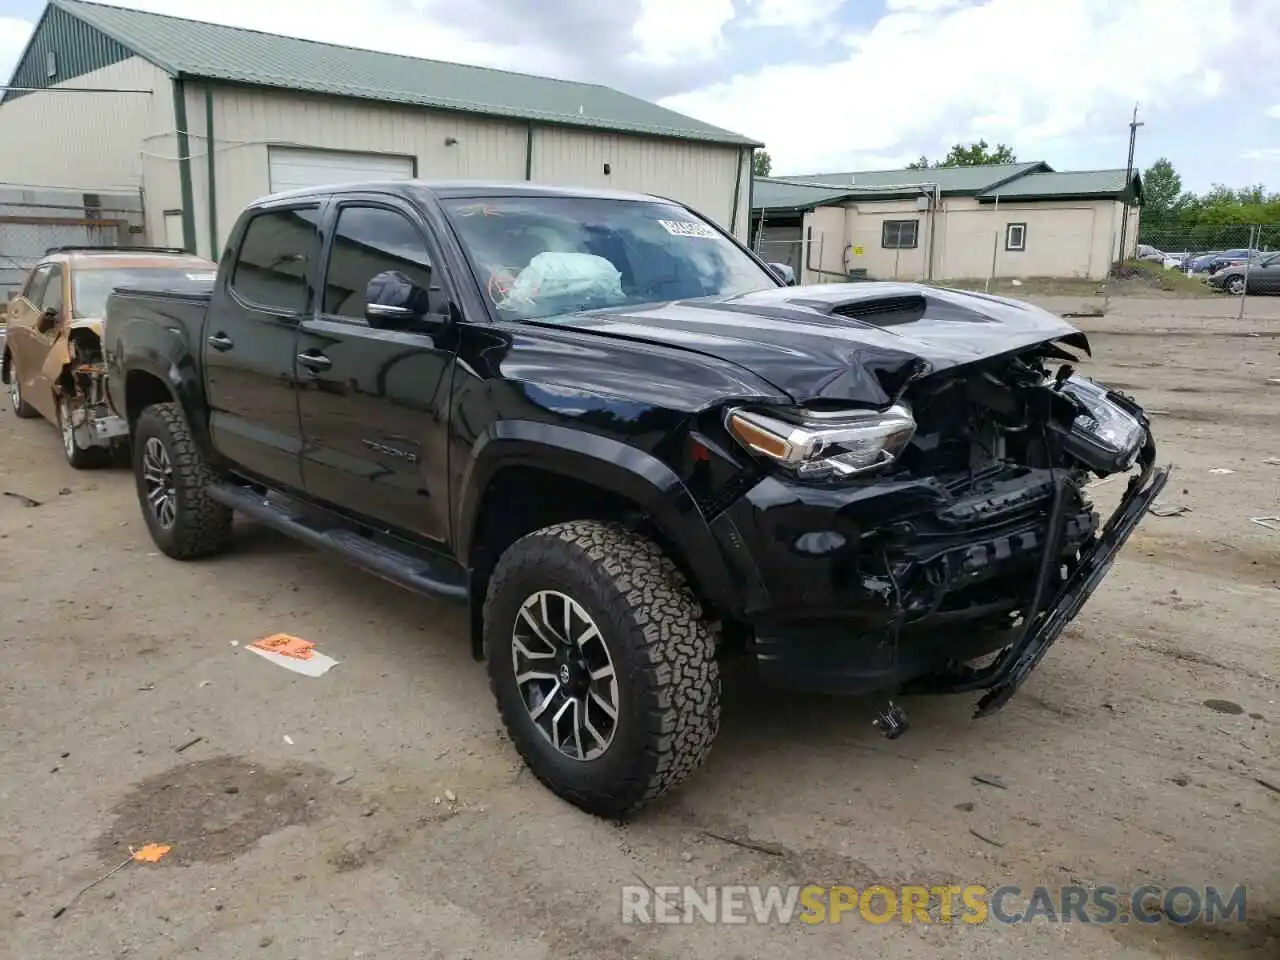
[295,196,457,543]
[204,202,324,488]
[6,264,52,405]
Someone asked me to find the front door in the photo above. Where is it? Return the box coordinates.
[295,199,456,543]
[204,203,323,488]
[7,262,65,421]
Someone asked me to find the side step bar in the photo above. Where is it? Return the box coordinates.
[207,482,469,603]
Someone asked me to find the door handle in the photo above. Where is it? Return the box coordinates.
[207,333,234,351]
[297,352,332,372]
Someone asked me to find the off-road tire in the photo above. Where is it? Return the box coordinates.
[5,356,39,418]
[485,520,720,819]
[57,396,109,470]
[132,402,233,559]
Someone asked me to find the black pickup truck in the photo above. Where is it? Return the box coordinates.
[103,181,1169,818]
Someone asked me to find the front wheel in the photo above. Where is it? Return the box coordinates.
[58,396,109,469]
[1226,276,1246,296]
[484,520,720,819]
[132,402,233,559]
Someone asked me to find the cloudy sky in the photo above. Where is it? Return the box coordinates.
[1,0,1276,191]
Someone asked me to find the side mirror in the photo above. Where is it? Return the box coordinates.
[766,262,796,286]
[37,306,58,333]
[364,270,446,331]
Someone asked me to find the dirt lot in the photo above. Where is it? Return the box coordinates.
[2,296,1277,960]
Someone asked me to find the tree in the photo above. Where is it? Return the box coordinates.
[753,150,772,177]
[1140,158,1183,216]
[907,140,1017,169]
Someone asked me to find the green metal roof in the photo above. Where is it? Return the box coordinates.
[33,0,760,146]
[777,162,1049,195]
[978,169,1142,202]
[751,177,866,213]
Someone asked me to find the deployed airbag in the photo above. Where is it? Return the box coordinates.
[499,252,624,309]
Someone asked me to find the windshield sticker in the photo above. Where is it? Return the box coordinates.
[456,203,503,218]
[657,219,717,239]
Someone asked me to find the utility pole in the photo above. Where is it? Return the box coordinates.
[1115,102,1144,272]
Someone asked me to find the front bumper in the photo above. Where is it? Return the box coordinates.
[706,438,1169,713]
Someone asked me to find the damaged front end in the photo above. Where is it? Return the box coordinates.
[707,336,1169,728]
[47,320,129,459]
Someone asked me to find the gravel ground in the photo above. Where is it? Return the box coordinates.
[1,296,1277,960]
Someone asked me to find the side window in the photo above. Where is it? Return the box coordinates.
[323,205,434,319]
[22,265,52,303]
[881,220,919,250]
[38,266,65,313]
[230,206,321,313]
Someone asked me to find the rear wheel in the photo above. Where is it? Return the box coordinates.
[132,402,233,559]
[57,396,109,469]
[6,359,38,418]
[484,520,720,819]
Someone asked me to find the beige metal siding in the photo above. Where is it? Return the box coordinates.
[530,127,749,239]
[181,84,528,259]
[0,56,171,192]
[942,200,1113,280]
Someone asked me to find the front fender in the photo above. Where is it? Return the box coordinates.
[456,419,740,613]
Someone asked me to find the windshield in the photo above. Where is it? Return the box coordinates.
[440,196,777,321]
[71,266,216,318]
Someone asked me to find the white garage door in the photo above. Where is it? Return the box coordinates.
[267,147,415,194]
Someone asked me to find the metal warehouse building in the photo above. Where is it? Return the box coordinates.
[0,0,760,262]
[752,163,1143,283]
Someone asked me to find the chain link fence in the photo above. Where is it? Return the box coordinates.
[1,188,147,297]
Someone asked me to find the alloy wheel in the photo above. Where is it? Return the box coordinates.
[8,375,20,412]
[59,398,76,459]
[511,590,619,761]
[1227,277,1245,295]
[141,436,177,529]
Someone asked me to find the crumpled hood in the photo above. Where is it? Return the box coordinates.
[526,282,1089,406]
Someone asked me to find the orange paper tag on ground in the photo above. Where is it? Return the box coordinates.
[132,843,172,863]
[250,634,315,660]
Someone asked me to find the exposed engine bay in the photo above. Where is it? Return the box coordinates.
[55,327,129,456]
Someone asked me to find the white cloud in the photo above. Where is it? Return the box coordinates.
[1267,104,1280,119]
[742,0,849,31]
[661,0,1248,173]
[1241,147,1280,161]
[0,17,35,83]
[630,0,735,65]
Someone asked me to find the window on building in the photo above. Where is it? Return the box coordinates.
[322,205,435,319]
[881,220,919,250]
[1006,222,1027,252]
[230,206,322,313]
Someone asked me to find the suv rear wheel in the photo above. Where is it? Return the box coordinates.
[484,520,720,818]
[6,359,38,418]
[132,402,233,559]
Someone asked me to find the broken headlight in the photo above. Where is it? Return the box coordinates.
[1055,375,1146,474]
[724,404,916,480]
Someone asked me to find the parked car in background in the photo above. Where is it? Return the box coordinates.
[103,180,1168,818]
[1136,244,1166,263]
[1187,252,1222,274]
[2,246,216,467]
[1207,251,1280,295]
[1206,249,1257,275]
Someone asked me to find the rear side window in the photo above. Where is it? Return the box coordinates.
[230,207,321,312]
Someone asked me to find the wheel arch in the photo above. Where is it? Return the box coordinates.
[457,421,737,659]
[121,360,215,460]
